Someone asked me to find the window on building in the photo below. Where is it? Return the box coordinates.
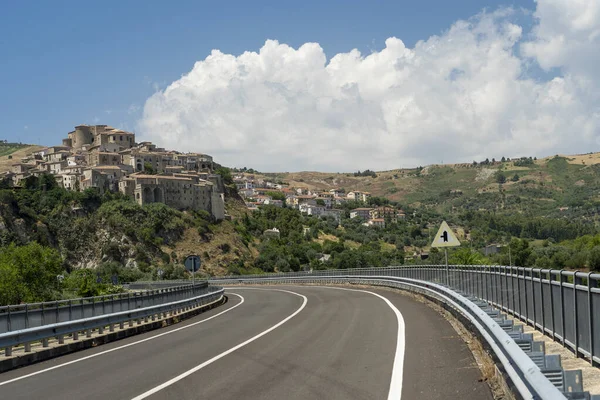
[120,135,123,141]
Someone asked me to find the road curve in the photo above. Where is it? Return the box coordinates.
[0,286,492,400]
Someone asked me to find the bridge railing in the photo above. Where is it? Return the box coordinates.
[0,281,209,334]
[213,265,600,367]
[0,285,224,360]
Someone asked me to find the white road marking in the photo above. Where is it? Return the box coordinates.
[131,289,308,400]
[311,286,406,400]
[0,293,244,387]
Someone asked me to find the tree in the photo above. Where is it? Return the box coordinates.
[511,174,520,182]
[501,156,506,162]
[144,162,155,175]
[588,246,600,271]
[266,191,285,201]
[449,248,488,265]
[0,243,63,305]
[495,171,507,184]
[316,199,325,206]
[215,167,234,185]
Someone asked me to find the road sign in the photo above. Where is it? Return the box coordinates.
[431,221,461,248]
[184,255,201,272]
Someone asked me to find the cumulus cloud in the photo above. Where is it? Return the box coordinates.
[139,0,600,172]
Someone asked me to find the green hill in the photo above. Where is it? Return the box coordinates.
[259,153,600,221]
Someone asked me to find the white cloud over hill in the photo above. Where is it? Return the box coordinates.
[139,0,600,172]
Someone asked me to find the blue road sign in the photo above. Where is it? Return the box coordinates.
[184,255,201,272]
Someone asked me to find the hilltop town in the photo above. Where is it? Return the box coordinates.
[234,173,405,229]
[1,125,225,220]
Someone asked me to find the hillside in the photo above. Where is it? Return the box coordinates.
[0,144,44,173]
[258,152,600,220]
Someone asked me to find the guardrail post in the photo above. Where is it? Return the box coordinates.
[540,270,546,334]
[98,325,104,334]
[588,272,595,366]
[86,329,92,338]
[504,266,509,313]
[58,335,64,344]
[42,338,49,347]
[499,266,505,312]
[109,323,114,332]
[549,271,556,341]
[24,342,31,352]
[559,270,565,346]
[574,271,580,358]
[5,346,12,356]
[524,269,529,324]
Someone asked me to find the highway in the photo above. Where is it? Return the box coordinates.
[0,286,493,400]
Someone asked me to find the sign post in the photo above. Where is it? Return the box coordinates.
[430,221,461,286]
[184,255,201,292]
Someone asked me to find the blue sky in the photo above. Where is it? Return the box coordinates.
[1,0,534,147]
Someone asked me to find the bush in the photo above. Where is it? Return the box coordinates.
[588,246,600,271]
[0,243,63,305]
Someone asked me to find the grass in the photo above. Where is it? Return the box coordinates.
[0,143,28,157]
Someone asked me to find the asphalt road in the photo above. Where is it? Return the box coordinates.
[0,286,493,400]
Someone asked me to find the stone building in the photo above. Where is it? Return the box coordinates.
[2,124,226,220]
[64,125,135,151]
[118,173,224,220]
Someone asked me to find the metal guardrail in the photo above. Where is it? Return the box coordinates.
[0,286,224,357]
[0,282,209,334]
[213,265,600,368]
[125,280,203,290]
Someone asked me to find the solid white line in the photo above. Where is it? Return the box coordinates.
[0,293,244,387]
[131,289,308,400]
[290,285,406,400]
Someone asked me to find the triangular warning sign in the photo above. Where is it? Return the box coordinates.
[431,221,461,248]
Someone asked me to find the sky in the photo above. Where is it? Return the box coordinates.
[2,0,599,172]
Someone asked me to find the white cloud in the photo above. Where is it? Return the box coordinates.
[128,103,141,115]
[139,1,600,172]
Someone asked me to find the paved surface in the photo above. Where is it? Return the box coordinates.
[0,286,493,400]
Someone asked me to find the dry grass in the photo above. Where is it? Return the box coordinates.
[0,145,44,173]
[162,221,254,277]
[562,152,600,166]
